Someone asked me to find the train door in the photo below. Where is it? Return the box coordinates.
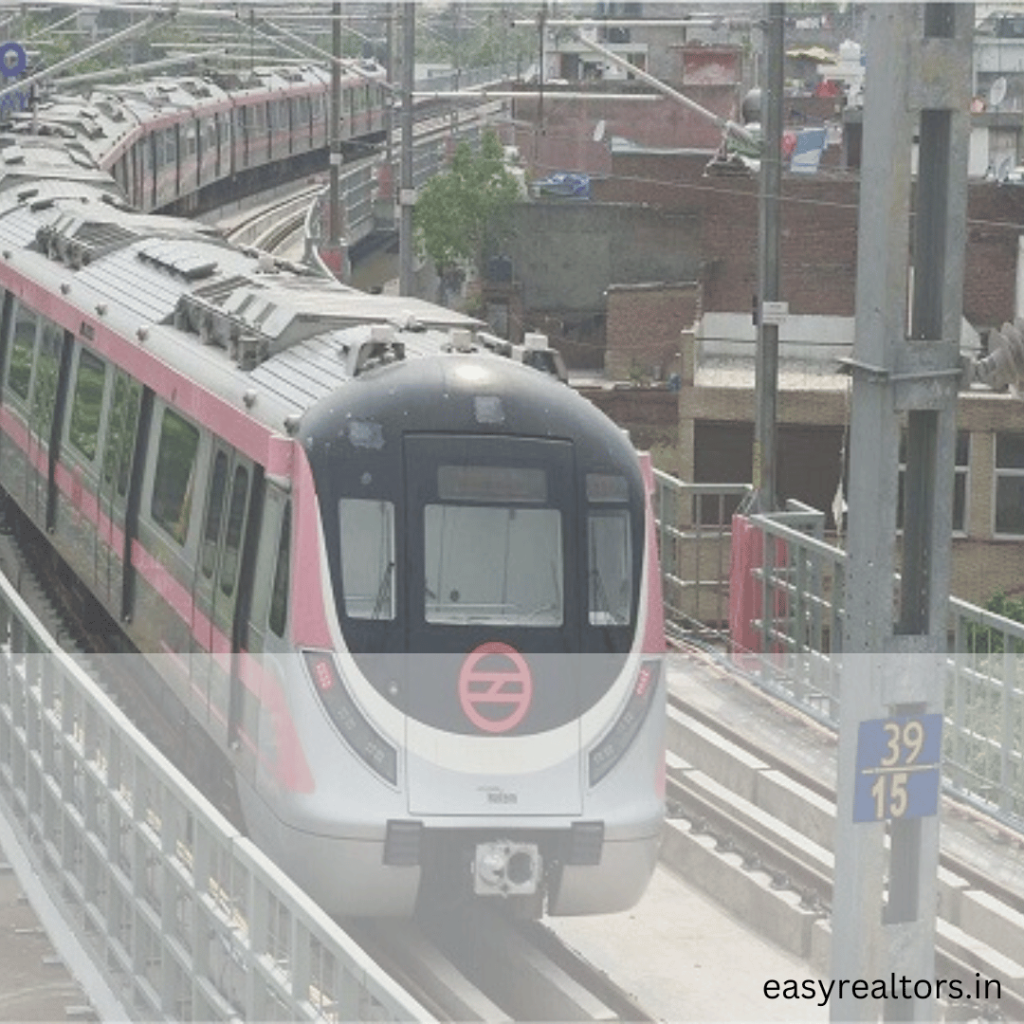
[236,486,290,780]
[61,343,110,590]
[25,317,68,532]
[401,434,584,817]
[0,301,37,512]
[192,444,254,731]
[97,370,142,612]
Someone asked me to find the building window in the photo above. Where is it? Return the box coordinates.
[994,432,1024,537]
[898,430,970,535]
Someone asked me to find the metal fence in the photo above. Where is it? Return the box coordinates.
[653,470,750,643]
[0,575,433,1023]
[653,472,1024,833]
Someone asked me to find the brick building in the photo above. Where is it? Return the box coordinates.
[587,150,1024,606]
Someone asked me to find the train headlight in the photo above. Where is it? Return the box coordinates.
[303,651,398,785]
[588,659,661,786]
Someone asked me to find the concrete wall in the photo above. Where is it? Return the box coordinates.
[591,149,1024,330]
[505,202,700,313]
[512,84,736,178]
[605,282,699,381]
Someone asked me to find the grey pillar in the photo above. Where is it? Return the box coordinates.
[831,5,972,1022]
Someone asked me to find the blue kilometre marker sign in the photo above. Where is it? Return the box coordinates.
[853,714,942,823]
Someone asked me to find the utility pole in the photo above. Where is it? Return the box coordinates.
[327,0,344,279]
[831,5,971,1022]
[384,2,394,170]
[751,2,784,512]
[398,2,416,296]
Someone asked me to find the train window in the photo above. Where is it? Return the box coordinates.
[268,502,291,637]
[586,473,629,503]
[102,372,142,498]
[424,504,562,626]
[68,348,107,461]
[31,322,63,440]
[587,510,632,626]
[151,409,199,546]
[201,450,229,578]
[438,465,546,503]
[185,122,197,157]
[219,464,250,598]
[6,303,37,401]
[338,498,395,620]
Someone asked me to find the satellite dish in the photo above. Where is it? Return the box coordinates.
[990,76,1008,108]
[996,155,1013,183]
[592,119,606,142]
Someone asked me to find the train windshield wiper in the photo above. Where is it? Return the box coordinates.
[371,561,394,620]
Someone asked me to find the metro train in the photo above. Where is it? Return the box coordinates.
[0,69,665,918]
[7,61,388,214]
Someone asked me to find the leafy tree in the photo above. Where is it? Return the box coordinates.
[413,129,521,292]
[966,592,1024,655]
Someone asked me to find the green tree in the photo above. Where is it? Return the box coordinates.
[966,591,1024,655]
[414,129,521,292]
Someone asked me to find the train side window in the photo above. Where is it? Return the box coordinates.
[102,372,142,497]
[339,498,395,620]
[587,509,632,626]
[151,408,199,546]
[201,450,228,578]
[268,502,291,638]
[6,303,37,401]
[30,321,63,440]
[0,289,9,379]
[219,464,250,598]
[68,348,107,461]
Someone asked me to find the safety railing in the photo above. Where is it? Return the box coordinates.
[652,470,750,643]
[0,575,433,1023]
[946,598,1024,826]
[658,478,1024,834]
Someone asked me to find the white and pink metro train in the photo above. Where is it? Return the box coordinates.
[0,73,665,918]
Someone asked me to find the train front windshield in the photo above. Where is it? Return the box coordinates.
[423,465,563,628]
[320,432,642,658]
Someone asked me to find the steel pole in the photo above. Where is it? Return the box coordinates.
[751,3,784,512]
[831,6,972,1022]
[328,1,343,251]
[399,2,416,297]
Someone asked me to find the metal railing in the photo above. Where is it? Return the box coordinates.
[0,576,433,1023]
[652,472,1024,833]
[652,470,749,642]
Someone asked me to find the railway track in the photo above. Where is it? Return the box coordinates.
[665,640,1024,1020]
[350,905,656,1023]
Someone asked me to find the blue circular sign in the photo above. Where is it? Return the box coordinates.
[0,42,27,79]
